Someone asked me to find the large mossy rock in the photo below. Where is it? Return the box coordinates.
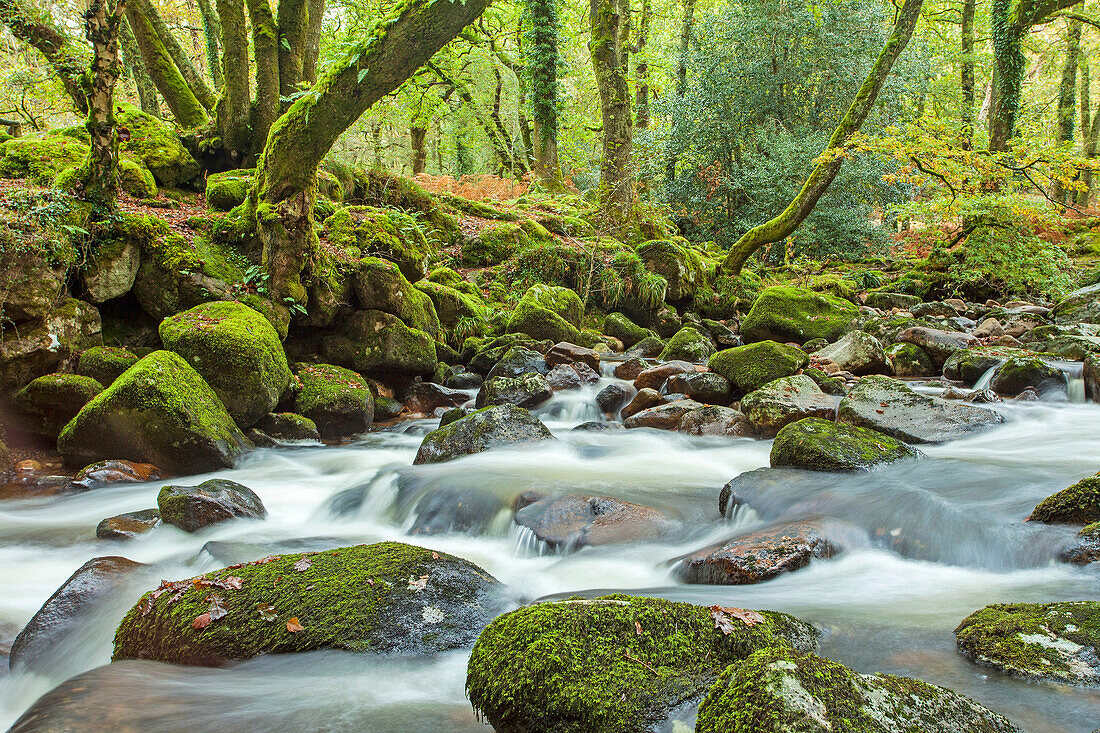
[0,135,87,184]
[837,375,1003,444]
[955,601,1100,686]
[1052,282,1100,325]
[14,373,103,438]
[413,404,555,464]
[696,646,1020,733]
[112,541,504,666]
[0,298,102,393]
[465,595,818,733]
[989,355,1066,396]
[635,239,707,302]
[414,278,484,329]
[740,286,859,343]
[506,284,584,343]
[158,479,267,533]
[116,103,200,187]
[58,351,249,474]
[942,346,1025,385]
[603,312,653,347]
[323,308,438,377]
[292,363,374,438]
[352,257,440,336]
[475,372,553,409]
[1028,472,1100,525]
[325,206,435,281]
[76,346,141,386]
[708,340,808,396]
[771,417,922,472]
[740,374,835,436]
[159,301,291,428]
[81,228,142,304]
[658,326,715,362]
[204,169,253,211]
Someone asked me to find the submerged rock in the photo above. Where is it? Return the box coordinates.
[675,518,839,585]
[771,418,923,472]
[514,495,672,549]
[955,601,1100,686]
[67,460,162,492]
[157,479,267,533]
[622,399,705,430]
[465,595,818,733]
[696,646,1021,733]
[989,355,1066,396]
[414,404,555,464]
[113,541,504,666]
[677,405,754,436]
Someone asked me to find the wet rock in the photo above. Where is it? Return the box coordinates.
[515,495,672,549]
[414,404,555,464]
[911,301,959,319]
[665,371,731,405]
[633,360,694,391]
[658,326,716,363]
[157,479,267,533]
[942,345,1024,385]
[409,487,516,536]
[675,518,838,585]
[254,413,320,442]
[740,375,835,436]
[812,330,887,375]
[546,363,583,391]
[652,304,683,338]
[14,373,103,438]
[989,355,1066,396]
[623,399,705,430]
[620,387,666,419]
[1020,323,1100,360]
[292,363,374,438]
[623,335,666,359]
[96,509,162,540]
[404,381,468,413]
[113,541,505,666]
[865,291,920,311]
[741,286,859,343]
[485,346,549,380]
[802,366,847,395]
[323,308,437,378]
[596,383,634,413]
[572,421,624,432]
[677,405,754,436]
[545,342,600,371]
[571,362,600,384]
[1052,282,1100,325]
[466,595,818,733]
[0,298,102,393]
[612,357,647,380]
[476,372,553,409]
[837,375,1003,444]
[603,312,653,347]
[445,369,482,389]
[10,556,145,672]
[697,646,1021,733]
[895,327,979,368]
[708,340,808,397]
[974,317,1005,338]
[66,460,162,492]
[772,417,922,472]
[955,601,1100,686]
[1028,472,1100,525]
[58,351,249,475]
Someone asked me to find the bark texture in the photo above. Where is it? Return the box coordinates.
[124,0,209,127]
[217,0,251,152]
[82,0,127,209]
[120,15,160,117]
[589,0,636,226]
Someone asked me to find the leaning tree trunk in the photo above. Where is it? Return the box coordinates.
[217,0,251,154]
[960,0,975,143]
[130,0,216,110]
[82,0,127,210]
[0,0,90,114]
[119,15,160,116]
[252,0,491,303]
[722,0,925,274]
[124,0,208,127]
[589,0,636,227]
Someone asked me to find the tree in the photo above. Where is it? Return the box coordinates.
[722,0,926,274]
[81,0,128,209]
[526,0,564,187]
[960,0,976,142]
[589,0,635,225]
[0,0,90,114]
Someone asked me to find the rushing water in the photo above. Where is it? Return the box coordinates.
[1,374,1100,732]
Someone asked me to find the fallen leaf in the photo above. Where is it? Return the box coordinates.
[293,558,312,572]
[634,621,643,636]
[256,603,277,622]
[431,552,440,560]
[709,605,765,633]
[286,617,304,633]
[207,594,229,621]
[407,574,429,591]
[192,612,212,629]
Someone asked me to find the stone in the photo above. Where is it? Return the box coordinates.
[403,381,468,413]
[613,357,647,381]
[160,301,291,428]
[254,413,320,442]
[1028,472,1100,525]
[81,239,140,304]
[812,330,887,375]
[740,374,836,436]
[619,388,667,419]
[414,404,555,464]
[596,383,635,413]
[476,373,553,409]
[58,351,248,475]
[546,363,582,391]
[865,291,920,311]
[657,326,716,362]
[603,312,652,347]
[545,342,600,371]
[14,373,103,438]
[293,363,374,438]
[633,360,694,391]
[75,345,140,386]
[708,340,808,396]
[677,405,754,436]
[352,257,441,336]
[942,346,1025,385]
[623,336,666,359]
[324,309,437,377]
[989,355,1066,396]
[666,371,732,405]
[974,318,1005,338]
[911,301,959,319]
[572,421,624,432]
[741,286,859,343]
[514,495,672,549]
[67,459,162,492]
[1061,522,1100,565]
[701,319,742,349]
[955,601,1100,686]
[1052,282,1100,325]
[157,479,267,533]
[506,284,583,343]
[837,375,1004,444]
[0,298,102,393]
[445,370,482,389]
[636,239,708,302]
[113,541,505,666]
[895,327,979,368]
[675,518,838,584]
[486,346,549,380]
[771,417,923,472]
[1020,323,1100,359]
[96,509,162,540]
[623,399,706,430]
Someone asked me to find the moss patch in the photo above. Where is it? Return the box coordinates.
[293,362,374,438]
[741,286,859,343]
[771,417,922,472]
[1029,473,1100,525]
[708,340,808,396]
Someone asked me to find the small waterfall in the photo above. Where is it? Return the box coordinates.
[1054,361,1086,404]
[510,524,552,556]
[972,360,1006,391]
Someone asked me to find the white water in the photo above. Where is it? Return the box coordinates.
[1,386,1100,731]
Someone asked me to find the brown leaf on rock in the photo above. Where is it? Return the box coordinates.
[192,612,212,629]
[709,605,765,632]
[286,617,304,633]
[207,594,229,621]
[293,558,312,572]
[255,603,277,622]
[407,574,429,591]
[634,621,643,636]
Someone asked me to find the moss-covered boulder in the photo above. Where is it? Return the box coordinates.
[116,103,200,187]
[955,601,1100,686]
[0,136,87,185]
[812,330,887,375]
[255,412,320,442]
[0,298,102,393]
[159,301,291,428]
[697,646,1020,733]
[942,346,1024,385]
[465,595,819,733]
[325,206,435,281]
[57,351,249,475]
[462,221,538,266]
[158,478,267,532]
[635,239,707,302]
[740,286,859,344]
[475,372,553,409]
[113,541,504,666]
[414,404,555,464]
[603,312,652,347]
[292,363,374,438]
[118,158,157,198]
[14,373,103,438]
[1028,472,1100,525]
[204,169,253,211]
[771,418,923,472]
[740,375,835,436]
[323,309,437,377]
[414,278,484,330]
[76,346,140,386]
[885,342,935,378]
[658,326,716,363]
[81,233,142,304]
[989,355,1066,396]
[865,291,921,311]
[708,340,808,397]
[352,257,441,336]
[506,284,584,343]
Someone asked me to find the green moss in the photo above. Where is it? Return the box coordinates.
[1029,473,1100,525]
[0,136,88,185]
[76,346,141,386]
[603,312,653,347]
[708,340,808,396]
[741,286,860,343]
[463,222,531,266]
[324,206,434,281]
[771,417,922,472]
[658,326,715,362]
[344,168,459,248]
[506,284,584,344]
[15,373,104,438]
[205,169,254,212]
[635,239,708,302]
[989,355,1066,396]
[119,159,158,198]
[116,103,200,187]
[292,362,374,437]
[426,266,482,296]
[114,541,500,665]
[325,309,438,376]
[439,192,519,221]
[256,412,319,440]
[955,601,1100,685]
[354,257,441,335]
[466,595,818,733]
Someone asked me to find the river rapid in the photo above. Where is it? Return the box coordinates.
[1,375,1099,732]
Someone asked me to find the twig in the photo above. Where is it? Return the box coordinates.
[623,650,659,676]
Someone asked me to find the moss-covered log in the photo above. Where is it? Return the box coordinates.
[721,0,924,274]
[0,0,90,114]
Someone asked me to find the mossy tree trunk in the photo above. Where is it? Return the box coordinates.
[664,0,694,182]
[410,125,428,175]
[1077,59,1099,206]
[252,0,491,302]
[589,0,636,227]
[81,0,127,210]
[124,0,209,128]
[633,0,650,130]
[302,0,325,83]
[0,0,90,114]
[131,0,216,111]
[277,0,308,97]
[196,0,223,88]
[722,0,925,275]
[248,0,281,144]
[119,15,160,117]
[1053,17,1081,204]
[960,0,975,143]
[217,0,251,156]
[526,0,564,188]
